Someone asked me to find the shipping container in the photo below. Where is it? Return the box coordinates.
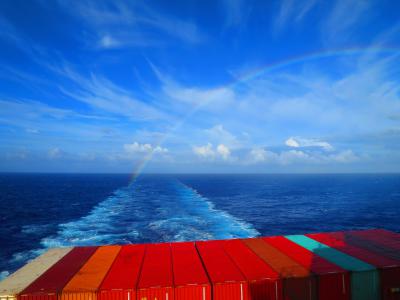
[196,240,248,300]
[61,246,121,300]
[171,242,211,300]
[98,245,146,300]
[331,231,400,262]
[242,238,316,300]
[221,239,282,300]
[19,247,98,300]
[0,248,72,300]
[266,236,350,300]
[287,234,379,300]
[310,231,400,300]
[137,243,173,300]
[349,229,400,255]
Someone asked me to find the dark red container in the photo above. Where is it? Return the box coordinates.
[98,244,146,300]
[266,236,350,300]
[196,240,249,300]
[19,247,98,300]
[137,243,173,300]
[221,239,282,300]
[307,232,400,300]
[349,230,400,257]
[171,242,211,300]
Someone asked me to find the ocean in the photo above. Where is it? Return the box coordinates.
[0,173,399,279]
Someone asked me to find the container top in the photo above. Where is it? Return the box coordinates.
[21,247,98,295]
[137,243,173,289]
[62,245,121,292]
[196,240,245,283]
[287,235,375,272]
[337,231,400,262]
[0,248,72,297]
[221,239,279,280]
[350,229,400,251]
[307,232,399,268]
[171,242,210,287]
[265,236,345,275]
[243,238,311,278]
[100,244,146,291]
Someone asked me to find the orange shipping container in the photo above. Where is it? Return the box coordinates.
[243,238,317,300]
[60,246,121,300]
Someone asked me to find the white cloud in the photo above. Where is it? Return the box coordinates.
[192,143,232,160]
[56,66,168,121]
[285,137,333,151]
[60,0,205,48]
[124,142,168,155]
[220,0,248,28]
[216,144,231,160]
[274,0,318,33]
[192,143,215,159]
[206,124,240,148]
[324,0,371,44]
[248,147,278,164]
[48,147,62,159]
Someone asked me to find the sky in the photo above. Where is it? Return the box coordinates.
[0,0,399,173]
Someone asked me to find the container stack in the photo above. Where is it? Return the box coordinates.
[1,229,400,300]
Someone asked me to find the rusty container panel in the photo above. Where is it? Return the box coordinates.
[221,239,282,300]
[266,236,350,300]
[0,248,72,300]
[243,238,317,300]
[137,243,173,300]
[171,242,211,300]
[61,246,121,300]
[99,245,146,300]
[196,241,248,300]
[19,247,98,300]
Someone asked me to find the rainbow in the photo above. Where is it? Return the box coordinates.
[129,46,400,183]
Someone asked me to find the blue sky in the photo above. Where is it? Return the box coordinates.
[0,0,399,173]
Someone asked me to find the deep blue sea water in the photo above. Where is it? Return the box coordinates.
[0,173,399,279]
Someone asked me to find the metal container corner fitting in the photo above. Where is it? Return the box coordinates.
[266,235,350,300]
[171,242,211,300]
[60,246,121,300]
[19,247,98,300]
[196,240,248,300]
[221,239,282,300]
[98,244,146,300]
[242,238,317,300]
[0,248,72,300]
[137,243,173,300]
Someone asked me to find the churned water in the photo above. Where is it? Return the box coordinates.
[0,173,399,279]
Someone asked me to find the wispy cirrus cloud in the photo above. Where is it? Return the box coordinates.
[273,0,318,33]
[59,0,206,49]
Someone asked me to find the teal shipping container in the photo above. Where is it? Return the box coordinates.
[286,235,380,300]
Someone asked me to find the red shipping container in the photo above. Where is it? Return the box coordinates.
[330,231,400,262]
[98,245,146,300]
[307,232,400,300]
[221,239,282,300]
[349,230,400,255]
[171,242,211,300]
[19,247,98,300]
[265,236,350,300]
[196,240,248,300]
[243,238,317,300]
[137,243,173,300]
